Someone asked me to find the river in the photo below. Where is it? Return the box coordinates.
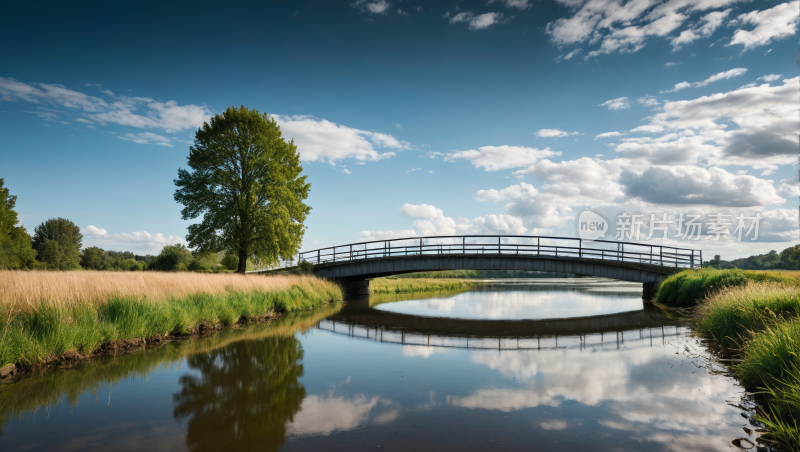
[0,280,755,451]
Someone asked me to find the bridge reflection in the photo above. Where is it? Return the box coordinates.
[320,296,684,351]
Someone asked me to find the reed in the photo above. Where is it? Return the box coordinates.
[0,271,342,368]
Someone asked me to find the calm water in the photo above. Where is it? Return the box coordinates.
[0,283,753,451]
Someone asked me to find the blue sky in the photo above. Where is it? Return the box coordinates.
[1,0,798,260]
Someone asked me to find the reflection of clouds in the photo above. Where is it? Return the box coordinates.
[451,339,744,448]
[540,420,568,430]
[402,345,447,358]
[287,393,398,437]
[448,388,560,411]
[423,298,455,311]
[471,351,538,380]
[377,289,644,320]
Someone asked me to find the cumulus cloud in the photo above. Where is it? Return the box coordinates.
[729,1,800,50]
[536,128,581,138]
[445,145,561,171]
[359,203,527,240]
[272,114,408,163]
[670,9,731,50]
[636,95,660,107]
[287,393,398,437]
[546,0,740,58]
[660,68,747,93]
[616,77,799,171]
[475,182,539,204]
[445,11,511,30]
[595,131,624,140]
[81,225,186,252]
[351,0,392,14]
[619,165,785,207]
[599,97,630,110]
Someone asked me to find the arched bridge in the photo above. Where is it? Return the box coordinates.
[297,235,702,298]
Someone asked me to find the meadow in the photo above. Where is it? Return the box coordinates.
[0,271,342,370]
[657,269,800,450]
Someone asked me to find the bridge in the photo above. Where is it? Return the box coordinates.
[297,235,702,299]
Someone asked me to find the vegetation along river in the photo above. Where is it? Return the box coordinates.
[0,281,755,451]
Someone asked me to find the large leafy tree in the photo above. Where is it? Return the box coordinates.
[174,106,311,273]
[32,217,82,270]
[0,179,37,269]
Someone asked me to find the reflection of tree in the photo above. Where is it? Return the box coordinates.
[173,335,306,451]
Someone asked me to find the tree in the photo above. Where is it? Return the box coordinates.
[0,179,37,269]
[32,218,82,270]
[174,106,311,273]
[80,246,111,270]
[151,243,194,271]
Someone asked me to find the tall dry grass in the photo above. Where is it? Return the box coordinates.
[0,271,331,312]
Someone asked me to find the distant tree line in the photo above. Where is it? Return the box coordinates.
[0,178,249,272]
[705,245,800,270]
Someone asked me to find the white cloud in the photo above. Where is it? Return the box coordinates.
[343,169,353,174]
[599,97,630,110]
[540,420,569,430]
[445,145,561,171]
[620,77,799,170]
[475,182,539,204]
[406,168,422,173]
[729,1,800,50]
[287,393,397,437]
[488,0,532,10]
[351,0,392,14]
[595,131,624,140]
[359,203,528,239]
[636,95,660,107]
[664,61,682,67]
[547,0,742,59]
[670,9,730,50]
[536,128,581,138]
[660,68,747,93]
[272,114,407,163]
[446,11,510,30]
[118,132,174,147]
[81,225,186,252]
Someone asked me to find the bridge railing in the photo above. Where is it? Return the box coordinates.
[298,235,702,269]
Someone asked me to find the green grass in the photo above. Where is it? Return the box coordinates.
[370,278,484,294]
[691,278,800,450]
[656,268,797,307]
[695,283,800,348]
[0,303,342,433]
[0,283,342,369]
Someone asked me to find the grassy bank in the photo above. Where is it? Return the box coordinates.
[656,268,798,307]
[0,271,342,369]
[0,303,342,429]
[663,269,800,450]
[370,277,484,294]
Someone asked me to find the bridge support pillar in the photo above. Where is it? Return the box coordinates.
[338,279,370,298]
[642,281,659,302]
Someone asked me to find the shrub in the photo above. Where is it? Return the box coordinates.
[80,246,110,270]
[151,244,194,271]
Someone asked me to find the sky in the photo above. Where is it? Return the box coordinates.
[0,0,798,261]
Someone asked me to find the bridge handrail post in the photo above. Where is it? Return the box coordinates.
[498,236,501,254]
[579,239,582,258]
[537,237,540,256]
[699,250,702,268]
[419,238,422,256]
[462,236,465,255]
[317,249,320,264]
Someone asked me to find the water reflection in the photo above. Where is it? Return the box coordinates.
[0,288,753,452]
[173,336,305,451]
[373,285,646,319]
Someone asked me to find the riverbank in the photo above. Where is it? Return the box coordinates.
[0,271,342,376]
[656,269,800,450]
[370,277,485,294]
